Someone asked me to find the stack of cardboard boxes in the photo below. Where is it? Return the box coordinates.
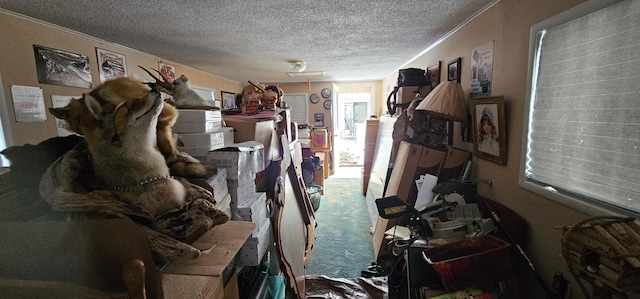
[207,141,271,267]
[173,110,273,268]
[173,109,234,160]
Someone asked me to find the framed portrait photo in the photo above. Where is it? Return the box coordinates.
[221,91,236,110]
[96,48,127,82]
[447,57,461,83]
[471,96,506,164]
[426,61,441,89]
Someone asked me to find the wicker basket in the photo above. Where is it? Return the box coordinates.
[561,216,640,296]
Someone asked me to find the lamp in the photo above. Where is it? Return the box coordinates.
[289,60,307,72]
[415,81,467,123]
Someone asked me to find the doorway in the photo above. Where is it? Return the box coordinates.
[334,85,374,169]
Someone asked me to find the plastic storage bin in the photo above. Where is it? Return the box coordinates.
[422,235,512,291]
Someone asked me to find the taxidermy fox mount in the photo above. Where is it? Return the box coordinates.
[48,78,215,216]
[139,65,214,107]
[50,77,217,180]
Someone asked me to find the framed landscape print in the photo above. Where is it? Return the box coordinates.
[96,48,127,82]
[426,61,441,89]
[471,96,506,164]
[447,57,461,83]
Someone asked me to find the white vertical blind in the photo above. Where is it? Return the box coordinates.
[526,0,640,214]
[283,93,309,125]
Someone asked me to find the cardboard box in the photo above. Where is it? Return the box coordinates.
[217,192,231,218]
[178,144,226,158]
[177,127,234,147]
[373,141,446,257]
[231,191,267,224]
[205,168,229,203]
[207,141,265,181]
[227,176,257,208]
[174,110,224,133]
[396,86,431,105]
[236,219,271,267]
[160,221,255,299]
[222,117,277,163]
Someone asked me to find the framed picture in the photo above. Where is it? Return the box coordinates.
[426,61,441,89]
[96,48,127,82]
[33,44,92,88]
[221,91,236,110]
[471,96,506,164]
[158,62,176,82]
[447,57,461,83]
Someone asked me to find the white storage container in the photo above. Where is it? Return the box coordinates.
[205,168,229,203]
[227,176,256,208]
[174,109,223,133]
[231,191,267,223]
[236,219,271,267]
[207,141,265,181]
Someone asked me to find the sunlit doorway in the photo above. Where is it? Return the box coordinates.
[334,85,374,171]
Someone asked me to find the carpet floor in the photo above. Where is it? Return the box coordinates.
[306,173,375,278]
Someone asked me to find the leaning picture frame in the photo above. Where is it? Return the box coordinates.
[426,61,441,89]
[96,48,127,82]
[221,91,236,110]
[471,96,506,164]
[447,57,461,83]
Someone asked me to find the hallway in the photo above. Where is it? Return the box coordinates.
[306,166,375,278]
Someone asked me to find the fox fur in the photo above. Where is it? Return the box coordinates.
[53,83,183,215]
[49,77,216,180]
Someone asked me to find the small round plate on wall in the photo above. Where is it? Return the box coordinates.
[310,93,320,104]
[321,88,331,98]
[323,99,332,110]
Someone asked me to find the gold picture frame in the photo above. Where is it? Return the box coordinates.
[471,96,506,164]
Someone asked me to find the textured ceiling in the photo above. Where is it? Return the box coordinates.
[0,0,497,83]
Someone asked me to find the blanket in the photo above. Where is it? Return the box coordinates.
[39,145,229,262]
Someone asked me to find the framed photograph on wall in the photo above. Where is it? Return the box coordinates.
[447,57,461,83]
[96,48,127,82]
[33,44,92,88]
[471,96,506,164]
[426,61,441,89]
[221,91,236,110]
[158,62,176,82]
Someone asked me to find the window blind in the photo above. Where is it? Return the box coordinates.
[525,0,640,214]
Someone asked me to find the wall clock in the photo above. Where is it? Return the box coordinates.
[310,93,320,104]
[321,88,331,98]
[323,99,332,110]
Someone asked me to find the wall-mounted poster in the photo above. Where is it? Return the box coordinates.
[10,85,46,122]
[96,48,127,82]
[158,62,176,83]
[470,41,494,99]
[33,45,92,89]
[51,95,81,136]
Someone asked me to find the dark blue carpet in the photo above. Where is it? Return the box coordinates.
[306,177,375,278]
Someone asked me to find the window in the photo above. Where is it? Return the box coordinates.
[520,0,640,217]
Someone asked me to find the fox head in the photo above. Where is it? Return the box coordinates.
[49,78,162,150]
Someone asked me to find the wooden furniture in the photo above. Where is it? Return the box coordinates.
[362,118,380,195]
[310,127,332,179]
